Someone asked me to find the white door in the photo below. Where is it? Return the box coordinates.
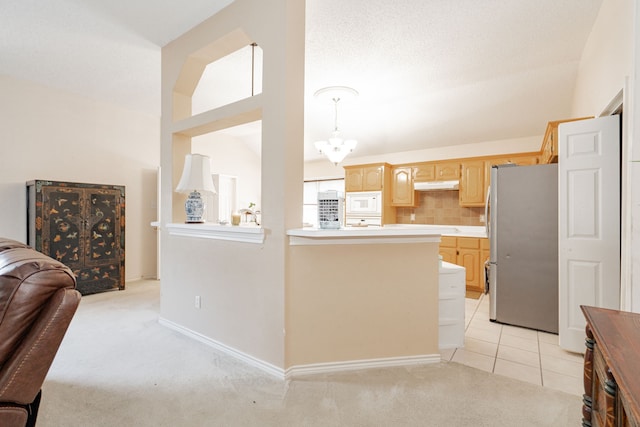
[558,115,620,353]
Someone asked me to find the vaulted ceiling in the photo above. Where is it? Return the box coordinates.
[0,0,603,161]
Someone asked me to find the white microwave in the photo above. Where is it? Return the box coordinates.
[345,191,382,216]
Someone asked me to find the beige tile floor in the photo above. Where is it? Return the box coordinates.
[440,293,585,396]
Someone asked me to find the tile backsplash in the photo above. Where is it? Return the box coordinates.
[396,190,485,226]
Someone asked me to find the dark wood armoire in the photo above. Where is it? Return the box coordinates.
[27,180,125,295]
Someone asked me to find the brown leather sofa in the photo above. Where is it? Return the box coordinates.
[0,238,81,427]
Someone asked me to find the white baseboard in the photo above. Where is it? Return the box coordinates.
[159,317,441,380]
[285,354,441,378]
[158,317,286,379]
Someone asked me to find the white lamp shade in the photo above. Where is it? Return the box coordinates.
[176,154,217,194]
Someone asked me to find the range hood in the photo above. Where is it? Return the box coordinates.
[414,180,459,191]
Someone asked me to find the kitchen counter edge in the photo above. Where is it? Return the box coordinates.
[287,227,444,246]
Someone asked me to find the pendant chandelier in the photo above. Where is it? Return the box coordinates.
[314,86,358,166]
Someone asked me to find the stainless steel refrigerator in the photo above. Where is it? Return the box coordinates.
[486,163,558,333]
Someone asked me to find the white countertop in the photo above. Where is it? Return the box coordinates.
[380,224,487,237]
[162,222,486,245]
[287,225,449,245]
[288,224,454,237]
[286,224,488,245]
[440,260,465,272]
[166,222,265,244]
[289,224,487,238]
[388,224,487,238]
[443,225,487,238]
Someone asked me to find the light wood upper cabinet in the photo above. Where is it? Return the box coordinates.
[414,161,459,182]
[414,163,436,182]
[540,117,592,164]
[391,166,416,206]
[459,160,485,207]
[344,164,387,192]
[345,167,364,192]
[483,153,541,201]
[344,163,396,224]
[435,162,460,180]
[363,165,384,190]
[540,121,560,164]
[514,155,540,165]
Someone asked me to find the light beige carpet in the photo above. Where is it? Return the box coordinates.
[39,280,582,426]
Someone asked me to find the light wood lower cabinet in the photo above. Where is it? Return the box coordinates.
[457,237,481,292]
[439,236,458,264]
[481,238,489,293]
[439,236,487,292]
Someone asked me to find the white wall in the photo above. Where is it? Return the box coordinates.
[569,0,638,311]
[192,132,261,211]
[0,75,160,281]
[571,0,633,116]
[160,0,305,370]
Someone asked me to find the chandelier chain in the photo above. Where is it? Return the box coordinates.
[333,98,340,133]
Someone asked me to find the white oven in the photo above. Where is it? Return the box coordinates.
[345,191,382,217]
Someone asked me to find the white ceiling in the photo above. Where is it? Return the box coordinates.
[0,0,603,162]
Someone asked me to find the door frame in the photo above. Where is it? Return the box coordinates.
[599,84,631,311]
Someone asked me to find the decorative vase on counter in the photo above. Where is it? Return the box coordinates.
[185,190,205,223]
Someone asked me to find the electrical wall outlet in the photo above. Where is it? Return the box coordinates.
[479,214,486,224]
[195,295,201,309]
[410,213,416,221]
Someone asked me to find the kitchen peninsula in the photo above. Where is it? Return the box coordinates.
[285,225,448,375]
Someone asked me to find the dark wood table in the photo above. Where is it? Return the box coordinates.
[581,305,640,427]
